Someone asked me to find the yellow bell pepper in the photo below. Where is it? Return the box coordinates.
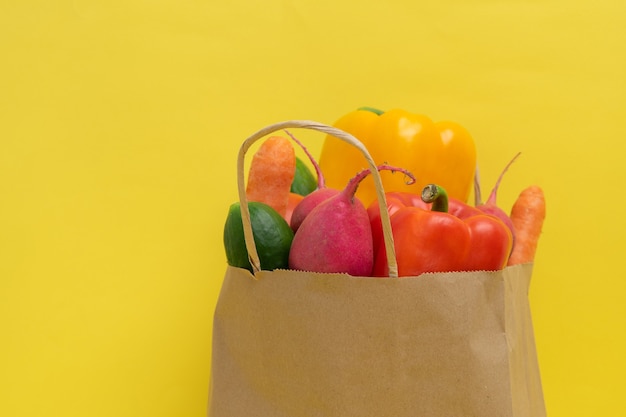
[318,107,477,205]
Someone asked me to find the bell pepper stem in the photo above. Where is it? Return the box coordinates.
[357,106,384,115]
[421,184,449,212]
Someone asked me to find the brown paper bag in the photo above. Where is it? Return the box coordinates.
[209,121,546,417]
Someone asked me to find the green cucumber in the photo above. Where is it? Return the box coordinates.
[223,201,294,272]
[290,157,317,196]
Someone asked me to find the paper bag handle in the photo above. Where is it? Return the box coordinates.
[237,120,399,278]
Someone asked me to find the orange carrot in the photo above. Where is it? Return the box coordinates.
[507,185,546,265]
[284,192,304,225]
[246,136,296,217]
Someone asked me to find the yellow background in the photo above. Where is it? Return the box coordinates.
[1,1,624,416]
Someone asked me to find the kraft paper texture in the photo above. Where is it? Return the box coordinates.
[209,263,545,417]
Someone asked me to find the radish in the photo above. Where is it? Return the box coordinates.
[290,187,340,232]
[475,152,520,247]
[284,129,340,232]
[288,164,415,276]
